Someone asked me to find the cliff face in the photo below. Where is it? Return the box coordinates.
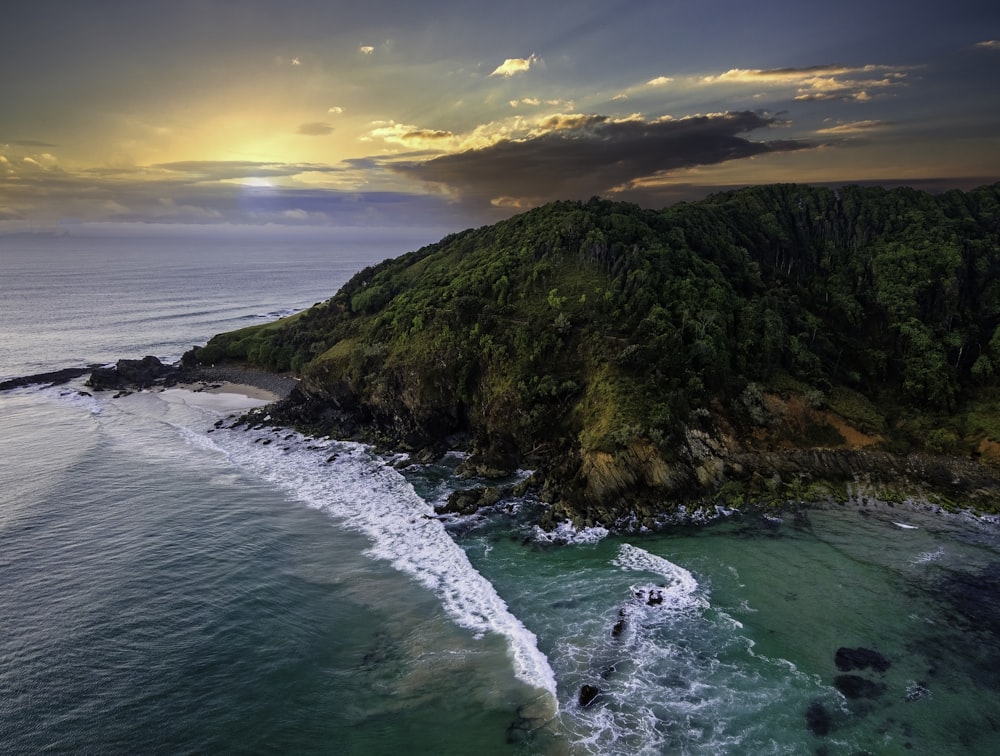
[191,183,1000,524]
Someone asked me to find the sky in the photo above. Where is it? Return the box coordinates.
[1,0,999,235]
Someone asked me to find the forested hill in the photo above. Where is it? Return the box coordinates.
[193,182,1000,525]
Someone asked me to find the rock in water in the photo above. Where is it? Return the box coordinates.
[578,684,599,707]
[905,681,931,702]
[87,355,179,391]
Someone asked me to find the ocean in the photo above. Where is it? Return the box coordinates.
[2,232,999,755]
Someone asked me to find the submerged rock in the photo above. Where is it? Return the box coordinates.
[835,647,891,673]
[805,699,832,736]
[834,674,886,700]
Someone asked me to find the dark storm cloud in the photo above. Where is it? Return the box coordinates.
[394,111,811,205]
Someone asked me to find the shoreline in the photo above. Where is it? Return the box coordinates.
[172,379,283,402]
[175,366,298,402]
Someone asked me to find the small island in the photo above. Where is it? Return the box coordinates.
[184,182,1000,528]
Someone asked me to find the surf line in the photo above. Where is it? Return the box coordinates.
[205,423,560,704]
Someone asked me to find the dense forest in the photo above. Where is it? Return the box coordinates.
[192,183,1000,525]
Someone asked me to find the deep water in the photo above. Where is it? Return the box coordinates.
[2,233,999,754]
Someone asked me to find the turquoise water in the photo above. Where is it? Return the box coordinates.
[2,234,999,754]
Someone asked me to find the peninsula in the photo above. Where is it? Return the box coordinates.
[185,183,1000,527]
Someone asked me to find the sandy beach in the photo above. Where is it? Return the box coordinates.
[175,366,299,402]
[159,365,299,411]
[173,380,283,402]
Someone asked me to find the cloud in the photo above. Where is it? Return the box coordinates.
[647,76,674,86]
[975,40,1000,49]
[298,121,335,136]
[402,128,454,141]
[359,45,375,55]
[701,63,909,102]
[1,138,56,148]
[0,158,469,228]
[328,106,344,114]
[153,160,342,181]
[816,119,893,135]
[534,113,607,132]
[393,111,811,208]
[19,157,62,173]
[490,54,538,77]
[368,121,459,150]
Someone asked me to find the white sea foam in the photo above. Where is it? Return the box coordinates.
[200,425,558,700]
[911,546,946,565]
[613,543,705,612]
[553,542,824,754]
[42,384,103,415]
[893,521,919,530]
[532,521,610,545]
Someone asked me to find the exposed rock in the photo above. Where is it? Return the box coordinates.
[87,356,179,391]
[578,684,600,707]
[0,365,101,392]
[437,486,502,516]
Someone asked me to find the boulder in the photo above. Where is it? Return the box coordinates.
[578,684,600,707]
[437,486,502,516]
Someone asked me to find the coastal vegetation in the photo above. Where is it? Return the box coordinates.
[191,182,1000,526]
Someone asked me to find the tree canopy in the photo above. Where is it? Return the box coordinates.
[194,182,1000,521]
